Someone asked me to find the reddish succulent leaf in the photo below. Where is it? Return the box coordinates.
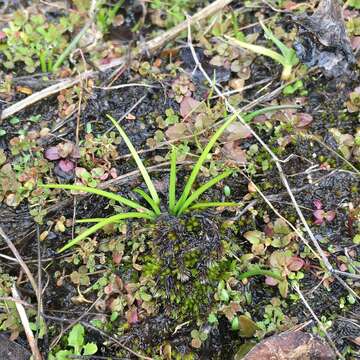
[287,256,305,272]
[126,306,139,324]
[283,1,298,10]
[104,284,113,295]
[325,210,336,222]
[351,36,360,50]
[313,210,324,219]
[264,224,274,237]
[71,145,81,159]
[295,113,313,128]
[180,96,201,119]
[265,276,278,286]
[313,199,323,210]
[243,332,336,360]
[110,168,118,178]
[252,115,267,124]
[112,251,122,265]
[58,159,75,172]
[45,146,61,160]
[339,263,347,272]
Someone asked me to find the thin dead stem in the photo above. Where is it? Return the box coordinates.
[12,285,42,360]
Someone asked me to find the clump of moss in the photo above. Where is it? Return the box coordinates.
[138,214,230,320]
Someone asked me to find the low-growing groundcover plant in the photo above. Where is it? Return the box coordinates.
[41,105,299,253]
[0,11,81,73]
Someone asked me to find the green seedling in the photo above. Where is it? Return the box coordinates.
[41,105,300,253]
[225,20,299,81]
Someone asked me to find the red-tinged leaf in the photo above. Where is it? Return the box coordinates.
[59,159,75,172]
[104,284,113,295]
[313,209,324,221]
[180,96,201,119]
[75,167,88,177]
[313,199,323,210]
[45,146,60,160]
[265,276,278,286]
[125,283,137,294]
[223,141,247,164]
[296,113,313,128]
[126,306,138,324]
[339,263,347,272]
[113,251,122,265]
[264,224,273,237]
[110,168,118,178]
[283,1,299,10]
[287,256,305,272]
[351,36,360,50]
[325,210,336,222]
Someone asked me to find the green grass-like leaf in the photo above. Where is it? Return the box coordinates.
[225,36,286,65]
[133,188,161,215]
[107,114,160,206]
[224,20,299,81]
[242,104,301,123]
[260,20,298,66]
[169,147,177,213]
[174,112,239,213]
[177,170,233,215]
[58,212,153,253]
[40,184,153,215]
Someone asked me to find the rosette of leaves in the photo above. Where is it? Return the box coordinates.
[41,105,300,253]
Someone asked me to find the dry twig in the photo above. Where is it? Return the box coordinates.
[12,285,42,360]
